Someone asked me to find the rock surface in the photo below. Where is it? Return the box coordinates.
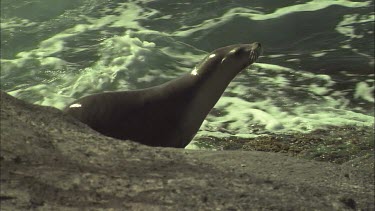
[0,91,374,210]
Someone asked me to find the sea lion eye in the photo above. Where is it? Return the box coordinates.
[233,47,247,56]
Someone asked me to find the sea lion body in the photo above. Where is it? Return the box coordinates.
[64,43,262,148]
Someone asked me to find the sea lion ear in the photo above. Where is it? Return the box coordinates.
[203,53,223,65]
[194,52,223,75]
[225,46,249,58]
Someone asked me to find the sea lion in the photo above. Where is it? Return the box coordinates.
[64,42,262,148]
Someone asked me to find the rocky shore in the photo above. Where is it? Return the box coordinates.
[1,91,373,210]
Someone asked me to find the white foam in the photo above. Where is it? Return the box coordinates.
[336,13,374,39]
[4,31,158,109]
[0,17,37,32]
[188,61,374,141]
[354,82,375,103]
[251,0,370,20]
[197,92,373,140]
[175,0,361,38]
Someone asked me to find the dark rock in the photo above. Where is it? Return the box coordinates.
[0,91,374,210]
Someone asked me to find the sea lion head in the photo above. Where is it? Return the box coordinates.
[218,42,262,70]
[192,42,262,76]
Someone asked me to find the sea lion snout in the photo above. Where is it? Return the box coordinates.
[249,42,262,63]
[250,42,262,60]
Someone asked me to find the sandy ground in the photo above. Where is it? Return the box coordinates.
[1,91,374,210]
